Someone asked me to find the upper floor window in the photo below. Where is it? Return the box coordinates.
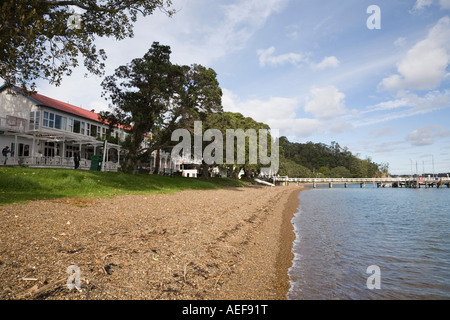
[55,114,66,130]
[29,111,40,130]
[43,111,54,128]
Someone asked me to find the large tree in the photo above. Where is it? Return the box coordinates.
[0,0,174,90]
[100,42,223,174]
[204,112,275,179]
[100,42,175,173]
[151,63,223,175]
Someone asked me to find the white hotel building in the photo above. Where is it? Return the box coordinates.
[0,85,185,173]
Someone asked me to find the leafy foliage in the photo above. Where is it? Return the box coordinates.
[100,42,223,173]
[279,137,388,178]
[0,0,174,90]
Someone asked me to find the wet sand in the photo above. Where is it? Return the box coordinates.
[0,185,304,300]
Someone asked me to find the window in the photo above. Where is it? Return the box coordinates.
[55,115,67,130]
[44,142,55,157]
[24,145,30,157]
[43,111,55,128]
[73,120,80,133]
[86,123,91,136]
[35,111,40,130]
[68,118,74,132]
[29,112,36,130]
[81,121,85,135]
[18,143,30,157]
[90,125,97,137]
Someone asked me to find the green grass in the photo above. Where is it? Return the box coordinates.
[0,167,246,205]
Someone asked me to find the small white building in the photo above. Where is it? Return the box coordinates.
[0,85,122,171]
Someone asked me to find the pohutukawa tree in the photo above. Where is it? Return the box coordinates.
[0,0,174,91]
[100,42,223,174]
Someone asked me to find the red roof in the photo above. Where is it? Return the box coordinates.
[28,90,102,123]
[5,86,129,130]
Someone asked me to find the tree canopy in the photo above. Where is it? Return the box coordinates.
[0,0,174,90]
[100,42,223,174]
[279,137,389,178]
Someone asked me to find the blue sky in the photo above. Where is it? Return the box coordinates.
[36,0,450,175]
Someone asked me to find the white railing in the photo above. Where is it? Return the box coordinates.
[3,156,119,172]
[272,176,450,183]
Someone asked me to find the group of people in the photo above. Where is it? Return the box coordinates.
[2,146,81,169]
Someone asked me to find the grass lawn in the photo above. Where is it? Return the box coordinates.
[0,167,247,205]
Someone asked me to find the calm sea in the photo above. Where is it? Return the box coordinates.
[287,184,450,300]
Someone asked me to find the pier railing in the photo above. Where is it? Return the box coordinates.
[272,177,450,183]
[270,176,450,188]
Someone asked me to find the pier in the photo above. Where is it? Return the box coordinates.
[271,176,450,189]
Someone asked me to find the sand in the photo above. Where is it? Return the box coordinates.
[0,185,305,300]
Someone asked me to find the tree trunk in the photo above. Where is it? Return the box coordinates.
[200,161,210,179]
[245,168,252,179]
[153,149,161,174]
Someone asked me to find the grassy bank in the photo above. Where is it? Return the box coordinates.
[0,167,246,205]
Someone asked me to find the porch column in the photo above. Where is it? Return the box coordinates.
[14,134,18,159]
[31,133,36,165]
[62,139,66,160]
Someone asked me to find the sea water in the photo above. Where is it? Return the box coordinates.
[287,184,450,300]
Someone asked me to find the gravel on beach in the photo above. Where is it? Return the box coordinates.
[0,185,304,300]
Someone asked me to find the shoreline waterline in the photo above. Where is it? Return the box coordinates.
[275,186,305,299]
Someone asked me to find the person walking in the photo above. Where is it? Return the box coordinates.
[2,146,11,165]
[74,151,81,169]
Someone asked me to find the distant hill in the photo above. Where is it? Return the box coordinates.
[278,137,389,178]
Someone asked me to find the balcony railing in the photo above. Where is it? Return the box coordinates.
[3,156,119,172]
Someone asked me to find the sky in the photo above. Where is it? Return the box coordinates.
[35,0,450,175]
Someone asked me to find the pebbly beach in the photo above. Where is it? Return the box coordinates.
[0,185,305,300]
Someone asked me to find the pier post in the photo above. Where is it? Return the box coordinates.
[313,180,316,189]
[329,182,333,188]
[345,183,348,188]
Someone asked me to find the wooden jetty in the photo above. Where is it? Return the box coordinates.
[271,176,450,189]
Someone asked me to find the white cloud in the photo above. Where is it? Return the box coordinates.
[411,0,450,12]
[257,48,340,71]
[257,46,304,67]
[312,56,340,70]
[406,124,449,146]
[222,88,298,124]
[222,88,323,137]
[394,37,407,47]
[412,0,433,12]
[440,0,450,9]
[356,90,450,127]
[98,0,290,68]
[304,86,346,120]
[379,17,450,91]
